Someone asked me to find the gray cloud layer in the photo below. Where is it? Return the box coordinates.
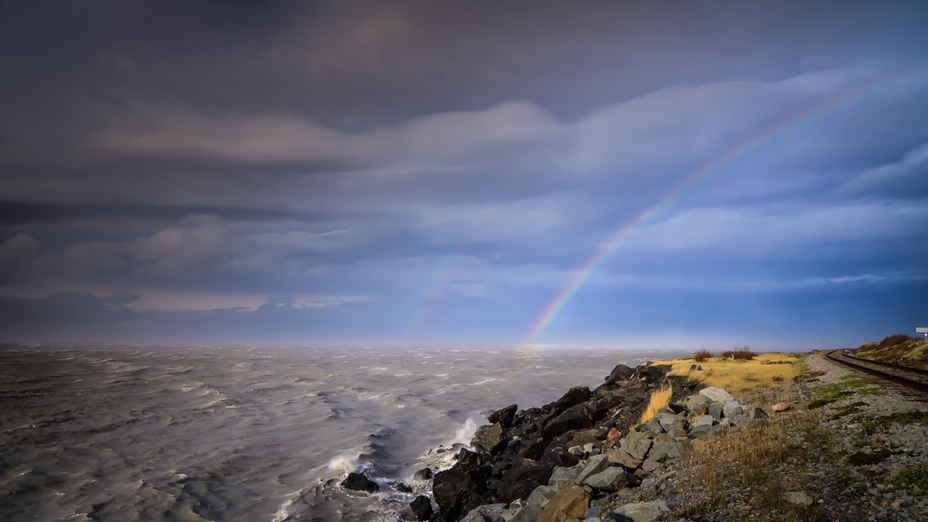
[1,1,927,347]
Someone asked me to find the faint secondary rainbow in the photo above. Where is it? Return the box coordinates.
[524,69,928,345]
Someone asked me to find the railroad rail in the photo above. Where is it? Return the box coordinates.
[825,350,928,394]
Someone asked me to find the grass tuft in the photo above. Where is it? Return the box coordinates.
[640,383,673,424]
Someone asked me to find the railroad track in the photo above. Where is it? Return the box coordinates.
[825,350,928,394]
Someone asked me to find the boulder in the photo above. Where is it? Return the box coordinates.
[547,465,580,489]
[620,431,653,461]
[653,413,688,437]
[683,394,713,413]
[432,450,488,522]
[460,503,508,522]
[537,486,590,522]
[635,365,669,383]
[341,472,379,493]
[692,414,715,427]
[604,364,634,385]
[722,400,743,419]
[509,485,556,522]
[497,458,555,503]
[542,407,594,440]
[574,454,612,484]
[550,386,591,416]
[612,500,671,522]
[410,495,434,521]
[707,402,723,421]
[582,466,627,490]
[473,422,507,454]
[413,467,433,481]
[488,404,518,428]
[699,387,734,403]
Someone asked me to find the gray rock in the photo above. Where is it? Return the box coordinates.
[548,465,580,489]
[584,506,603,519]
[612,500,671,522]
[707,402,723,420]
[620,432,653,461]
[692,414,715,427]
[581,466,626,490]
[687,424,712,438]
[786,491,814,506]
[509,485,556,522]
[684,394,713,413]
[461,503,509,522]
[575,454,612,485]
[609,449,643,469]
[649,441,685,463]
[699,387,735,403]
[748,406,769,419]
[653,413,688,437]
[722,400,743,419]
[635,417,663,436]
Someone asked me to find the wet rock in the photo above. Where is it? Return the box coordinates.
[410,495,434,521]
[341,472,379,493]
[497,458,555,503]
[537,486,590,522]
[488,404,518,428]
[432,449,488,522]
[473,422,507,454]
[414,467,433,480]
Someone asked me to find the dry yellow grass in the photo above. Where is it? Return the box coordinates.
[652,352,800,394]
[640,383,673,424]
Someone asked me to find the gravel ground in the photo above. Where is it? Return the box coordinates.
[619,352,928,521]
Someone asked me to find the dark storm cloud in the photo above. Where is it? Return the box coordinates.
[2,1,928,346]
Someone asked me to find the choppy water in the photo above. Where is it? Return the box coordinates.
[0,344,682,521]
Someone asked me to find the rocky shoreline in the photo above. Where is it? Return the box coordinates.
[341,352,928,521]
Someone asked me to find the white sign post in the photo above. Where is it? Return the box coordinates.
[918,327,928,339]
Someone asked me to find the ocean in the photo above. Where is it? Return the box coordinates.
[0,344,684,521]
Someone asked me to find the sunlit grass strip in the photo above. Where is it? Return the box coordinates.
[640,383,673,424]
[654,353,800,394]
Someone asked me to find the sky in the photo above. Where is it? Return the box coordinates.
[1,1,927,350]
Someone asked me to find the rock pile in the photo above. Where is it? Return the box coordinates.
[424,375,770,522]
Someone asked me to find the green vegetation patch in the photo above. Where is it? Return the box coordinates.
[808,375,881,408]
[885,464,928,493]
[860,410,928,436]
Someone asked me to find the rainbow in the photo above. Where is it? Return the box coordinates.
[524,69,928,345]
